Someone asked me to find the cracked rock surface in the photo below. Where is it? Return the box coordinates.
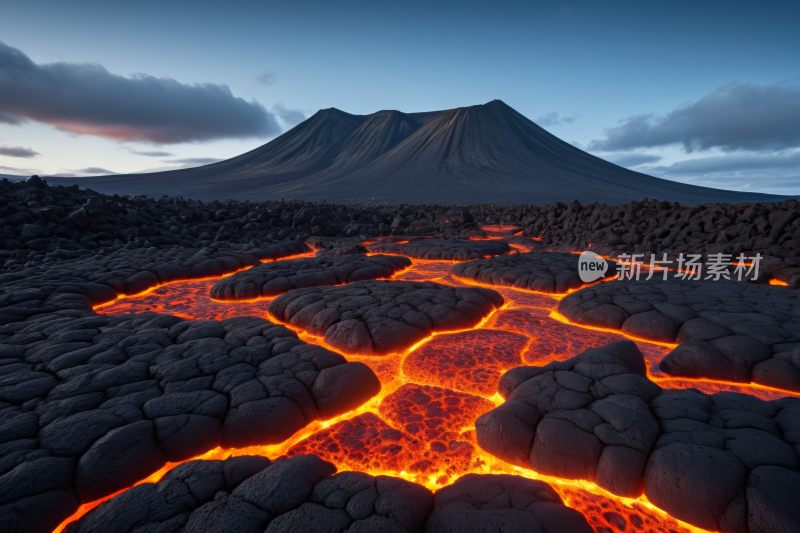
[451,251,613,293]
[476,340,800,532]
[62,454,592,533]
[268,280,505,355]
[210,254,411,301]
[0,310,380,533]
[0,241,310,327]
[558,278,800,391]
[366,238,510,261]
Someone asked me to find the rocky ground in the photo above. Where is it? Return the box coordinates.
[477,340,800,532]
[3,176,800,533]
[451,252,615,293]
[558,278,800,391]
[210,255,412,301]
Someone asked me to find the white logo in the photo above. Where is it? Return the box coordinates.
[578,251,608,282]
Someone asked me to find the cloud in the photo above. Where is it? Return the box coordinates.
[163,157,221,165]
[589,77,800,153]
[602,153,663,168]
[646,149,800,195]
[77,167,116,174]
[0,40,282,144]
[128,148,173,157]
[535,111,579,127]
[256,70,277,85]
[272,102,306,127]
[651,150,800,175]
[0,145,39,158]
[0,164,38,175]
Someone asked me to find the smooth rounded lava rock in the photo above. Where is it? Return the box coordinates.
[476,339,800,532]
[210,254,411,301]
[451,251,614,293]
[267,280,504,355]
[558,277,800,391]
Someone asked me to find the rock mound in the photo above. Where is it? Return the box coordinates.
[62,454,593,533]
[558,278,800,391]
[452,251,613,293]
[0,312,380,531]
[267,280,504,355]
[210,254,410,301]
[476,340,800,532]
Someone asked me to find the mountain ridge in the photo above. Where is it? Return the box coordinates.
[46,100,792,205]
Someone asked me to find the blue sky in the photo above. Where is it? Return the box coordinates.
[1,0,799,194]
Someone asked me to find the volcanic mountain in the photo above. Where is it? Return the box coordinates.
[48,100,790,204]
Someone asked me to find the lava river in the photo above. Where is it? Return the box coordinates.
[56,242,800,533]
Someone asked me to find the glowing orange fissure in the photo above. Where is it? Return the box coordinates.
[67,248,797,533]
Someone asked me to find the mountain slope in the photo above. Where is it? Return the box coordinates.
[46,100,792,205]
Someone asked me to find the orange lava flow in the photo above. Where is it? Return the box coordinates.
[770,278,789,286]
[65,247,800,533]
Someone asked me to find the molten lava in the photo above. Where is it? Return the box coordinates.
[63,246,800,533]
[403,329,531,397]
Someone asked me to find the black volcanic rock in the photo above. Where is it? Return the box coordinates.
[210,254,411,301]
[451,251,614,293]
[267,280,504,355]
[425,473,593,533]
[46,101,791,205]
[0,310,382,532]
[475,340,800,532]
[62,454,593,533]
[557,278,800,391]
[366,238,511,261]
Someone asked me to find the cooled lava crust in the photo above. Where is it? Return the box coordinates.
[477,339,800,532]
[209,254,411,301]
[558,277,800,391]
[267,280,505,355]
[451,251,614,293]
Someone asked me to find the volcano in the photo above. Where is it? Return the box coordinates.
[48,100,791,204]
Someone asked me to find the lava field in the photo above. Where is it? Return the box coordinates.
[1,189,800,533]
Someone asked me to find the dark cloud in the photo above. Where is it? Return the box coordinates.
[78,167,116,174]
[0,145,40,158]
[0,164,38,175]
[0,40,281,144]
[256,70,277,85]
[589,77,800,153]
[128,148,174,157]
[602,153,663,168]
[164,157,221,165]
[647,150,800,195]
[272,102,306,127]
[535,111,579,127]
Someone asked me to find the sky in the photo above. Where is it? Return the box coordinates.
[1,0,799,194]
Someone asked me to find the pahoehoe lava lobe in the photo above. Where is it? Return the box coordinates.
[210,254,411,301]
[476,340,800,532]
[0,312,381,533]
[267,280,504,355]
[366,238,510,261]
[426,473,593,533]
[452,251,615,293]
[61,453,592,533]
[46,100,793,205]
[558,278,800,391]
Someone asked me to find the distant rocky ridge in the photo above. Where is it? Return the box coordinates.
[45,100,791,205]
